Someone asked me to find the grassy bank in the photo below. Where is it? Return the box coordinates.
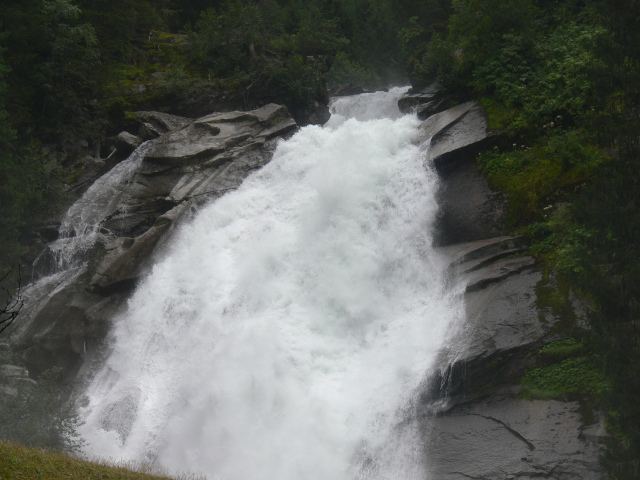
[0,440,204,480]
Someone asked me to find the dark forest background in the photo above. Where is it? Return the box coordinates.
[1,1,639,477]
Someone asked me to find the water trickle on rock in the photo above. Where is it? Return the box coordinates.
[79,87,463,480]
[52,143,151,270]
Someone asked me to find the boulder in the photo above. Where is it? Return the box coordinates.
[88,221,172,292]
[398,86,453,120]
[292,101,331,127]
[15,103,300,381]
[145,104,293,164]
[107,131,143,156]
[419,101,493,167]
[0,364,29,378]
[18,276,120,381]
[138,122,162,140]
[0,364,36,396]
[130,111,191,135]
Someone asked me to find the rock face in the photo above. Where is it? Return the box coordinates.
[404,90,606,479]
[413,99,505,245]
[14,90,604,476]
[15,104,299,381]
[88,103,297,293]
[398,85,453,120]
[424,395,604,480]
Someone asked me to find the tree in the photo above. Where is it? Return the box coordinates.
[0,270,23,336]
[38,0,101,145]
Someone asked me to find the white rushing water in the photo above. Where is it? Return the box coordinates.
[18,144,151,335]
[79,87,463,479]
[51,143,151,270]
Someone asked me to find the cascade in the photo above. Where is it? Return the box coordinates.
[53,142,152,270]
[15,143,152,338]
[74,88,464,479]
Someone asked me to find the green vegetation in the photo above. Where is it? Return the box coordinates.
[0,440,204,480]
[0,43,68,289]
[0,0,455,284]
[538,338,584,359]
[477,130,606,225]
[420,0,640,476]
[2,0,640,477]
[521,354,606,400]
[520,338,607,401]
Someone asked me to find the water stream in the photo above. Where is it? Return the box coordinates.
[78,88,464,479]
[16,143,152,338]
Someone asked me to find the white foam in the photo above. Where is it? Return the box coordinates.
[79,90,463,480]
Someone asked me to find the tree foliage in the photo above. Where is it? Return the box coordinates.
[0,46,63,277]
[39,0,101,144]
[2,0,640,475]
[421,1,640,477]
[185,0,349,115]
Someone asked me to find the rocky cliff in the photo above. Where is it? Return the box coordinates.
[5,90,606,477]
[12,104,298,383]
[403,88,606,479]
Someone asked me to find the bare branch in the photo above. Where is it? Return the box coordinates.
[0,267,24,335]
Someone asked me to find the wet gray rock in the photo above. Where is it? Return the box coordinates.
[18,278,122,380]
[303,101,331,126]
[15,103,299,380]
[421,228,604,479]
[412,95,606,477]
[415,101,505,245]
[129,111,191,136]
[420,101,494,167]
[139,122,162,140]
[424,394,604,480]
[434,237,544,395]
[0,364,36,396]
[107,131,143,156]
[434,160,507,245]
[100,104,297,243]
[398,86,453,120]
[0,364,29,379]
[88,221,172,292]
[144,104,292,164]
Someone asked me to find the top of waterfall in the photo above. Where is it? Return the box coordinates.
[325,87,411,128]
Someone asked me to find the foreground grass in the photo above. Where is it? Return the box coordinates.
[0,440,205,480]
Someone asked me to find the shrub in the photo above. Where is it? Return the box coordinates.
[325,52,379,89]
[0,367,84,453]
[521,355,607,399]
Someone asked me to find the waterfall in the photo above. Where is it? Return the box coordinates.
[52,142,151,270]
[15,143,152,338]
[79,87,464,479]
